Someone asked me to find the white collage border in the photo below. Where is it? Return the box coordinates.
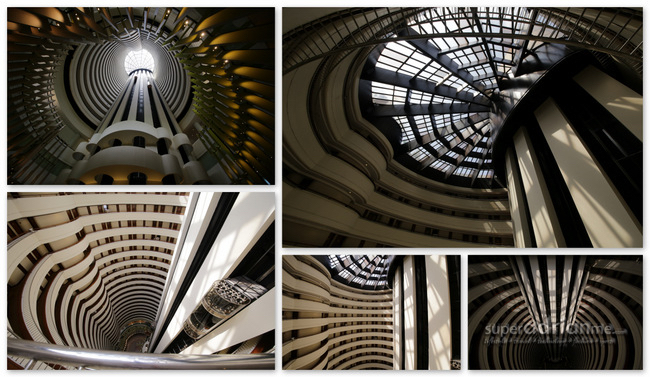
[1,2,648,375]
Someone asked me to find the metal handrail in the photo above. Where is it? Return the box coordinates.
[7,338,274,370]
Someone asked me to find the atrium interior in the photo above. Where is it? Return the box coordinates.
[468,255,642,370]
[7,192,275,369]
[282,254,460,370]
[283,7,642,248]
[8,7,274,185]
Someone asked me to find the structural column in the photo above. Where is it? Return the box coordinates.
[60,68,210,185]
[511,127,565,247]
[534,98,642,247]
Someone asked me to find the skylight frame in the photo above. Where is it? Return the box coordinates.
[124,49,155,75]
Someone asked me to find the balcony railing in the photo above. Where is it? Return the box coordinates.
[7,338,275,370]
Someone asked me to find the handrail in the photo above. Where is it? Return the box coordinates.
[7,338,274,370]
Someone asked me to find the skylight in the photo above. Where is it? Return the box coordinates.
[324,255,393,290]
[361,8,545,188]
[124,49,155,75]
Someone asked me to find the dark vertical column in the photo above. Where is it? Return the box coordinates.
[157,139,168,155]
[446,255,461,365]
[399,265,405,371]
[151,80,178,135]
[148,81,161,128]
[414,255,428,369]
[136,72,145,122]
[121,75,138,121]
[133,136,145,148]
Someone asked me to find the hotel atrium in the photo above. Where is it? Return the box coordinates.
[7,192,275,369]
[283,7,642,247]
[282,254,460,370]
[8,7,274,185]
[468,255,642,369]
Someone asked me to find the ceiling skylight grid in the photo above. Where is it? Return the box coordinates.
[376,41,430,76]
[363,7,596,187]
[322,255,392,290]
[417,59,452,83]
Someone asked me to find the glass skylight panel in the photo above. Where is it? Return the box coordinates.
[473,134,484,146]
[492,45,505,60]
[430,139,445,152]
[477,169,494,179]
[465,156,481,164]
[394,116,415,144]
[444,76,470,91]
[413,115,433,135]
[377,41,431,77]
[409,90,433,105]
[124,49,155,75]
[435,95,454,104]
[408,146,430,162]
[328,255,341,269]
[431,159,454,172]
[476,119,491,131]
[458,126,472,139]
[433,114,446,128]
[466,65,490,80]
[473,146,486,154]
[446,150,460,159]
[339,269,352,279]
[450,113,464,124]
[371,81,407,105]
[417,59,451,83]
[453,166,476,177]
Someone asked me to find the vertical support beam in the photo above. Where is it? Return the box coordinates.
[573,65,642,141]
[414,255,428,369]
[393,264,402,370]
[505,147,534,247]
[425,255,451,370]
[513,127,565,247]
[535,98,642,247]
[402,256,416,370]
